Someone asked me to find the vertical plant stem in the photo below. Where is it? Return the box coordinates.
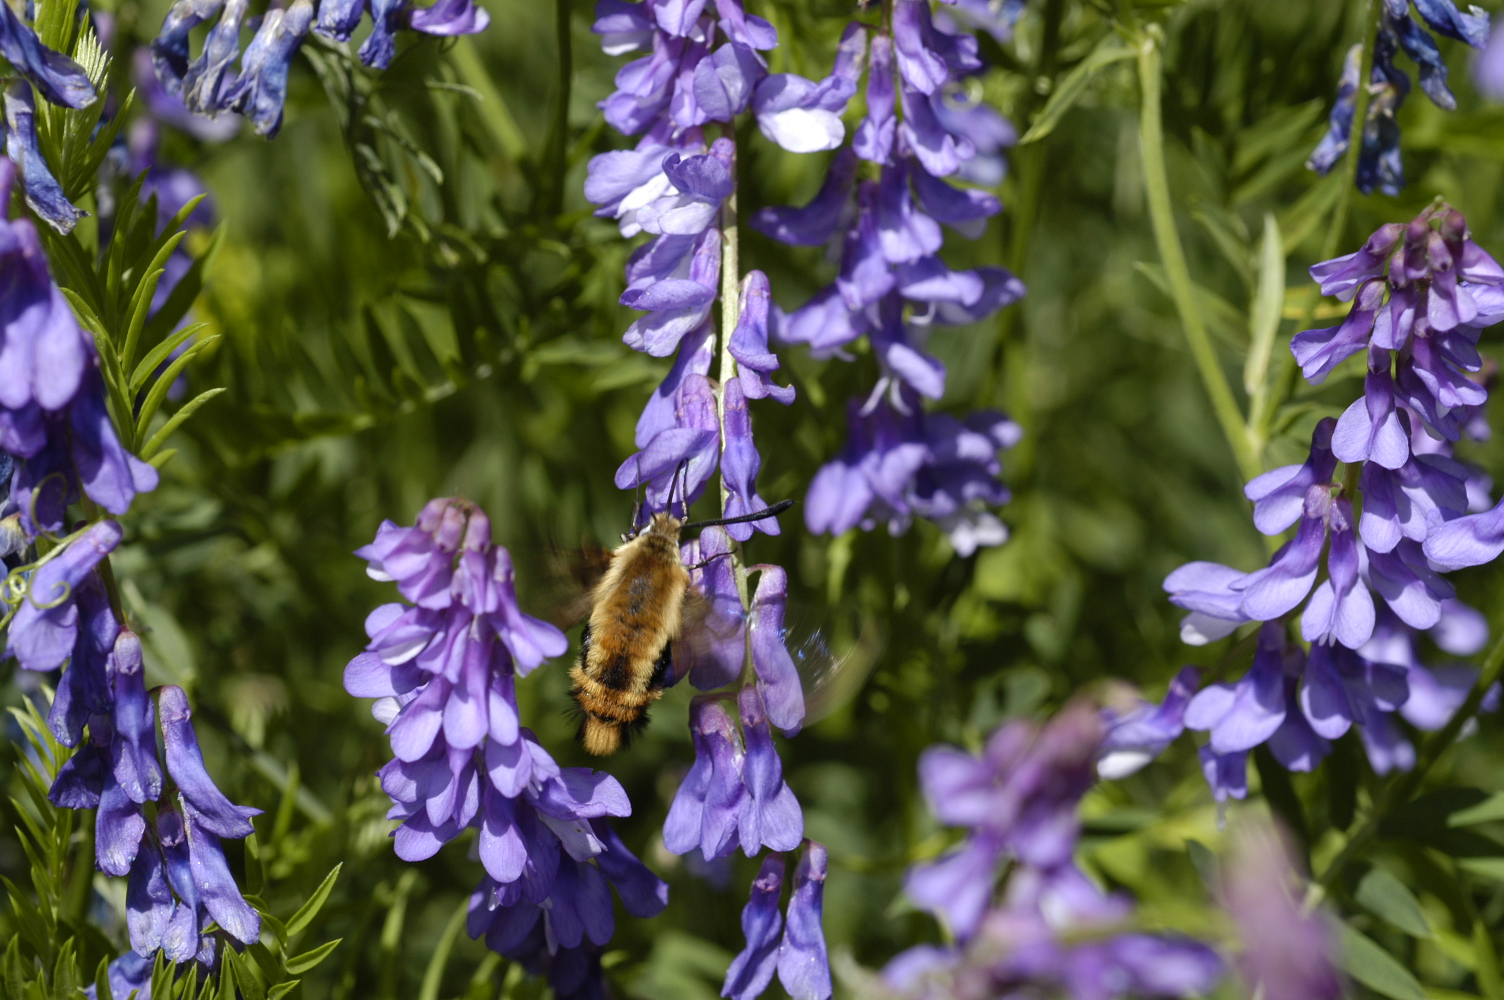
[1135,30,1260,483]
[716,140,752,612]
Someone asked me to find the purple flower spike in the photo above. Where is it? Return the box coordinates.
[748,565,806,735]
[752,69,852,153]
[778,841,832,1000]
[1291,280,1385,383]
[1312,222,1405,299]
[1300,642,1409,740]
[159,684,262,837]
[1333,351,1410,469]
[736,685,803,855]
[1186,625,1288,753]
[97,778,147,876]
[1097,665,1200,779]
[183,809,262,945]
[1225,821,1343,1000]
[1308,45,1362,175]
[85,951,152,1000]
[723,854,785,1000]
[10,520,122,672]
[1366,539,1453,629]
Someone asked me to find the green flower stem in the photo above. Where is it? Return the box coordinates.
[1135,29,1260,484]
[716,140,752,615]
[1314,622,1504,894]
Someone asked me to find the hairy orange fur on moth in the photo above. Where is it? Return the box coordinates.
[567,497,794,755]
[569,512,690,756]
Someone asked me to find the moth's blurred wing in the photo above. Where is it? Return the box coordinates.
[527,537,613,631]
[791,611,885,724]
[670,588,747,688]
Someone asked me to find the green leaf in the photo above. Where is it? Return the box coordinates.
[130,324,208,393]
[1475,920,1504,1000]
[284,863,343,940]
[1185,839,1220,893]
[1340,922,1428,1000]
[266,984,300,1000]
[141,387,226,459]
[134,335,219,445]
[1356,868,1431,938]
[419,898,471,1000]
[1459,858,1504,882]
[283,939,342,976]
[140,226,222,349]
[1447,793,1504,828]
[1019,37,1135,145]
[92,958,111,1000]
[1243,213,1285,395]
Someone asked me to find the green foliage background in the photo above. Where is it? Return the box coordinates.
[12,0,1504,997]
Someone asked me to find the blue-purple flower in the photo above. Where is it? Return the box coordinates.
[1309,1,1490,193]
[151,0,489,138]
[885,707,1223,1000]
[348,498,671,997]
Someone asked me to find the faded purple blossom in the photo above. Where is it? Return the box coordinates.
[1097,666,1199,779]
[1224,820,1343,1000]
[886,710,1222,1000]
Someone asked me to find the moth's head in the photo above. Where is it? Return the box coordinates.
[644,512,683,540]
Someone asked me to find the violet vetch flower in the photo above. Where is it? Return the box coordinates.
[1311,1,1489,191]
[886,708,1222,1000]
[776,841,831,1000]
[1186,624,1291,754]
[151,0,487,139]
[9,520,121,672]
[4,84,85,233]
[1224,820,1343,1000]
[663,693,803,862]
[906,704,1100,939]
[723,854,785,1000]
[0,159,157,528]
[222,0,314,138]
[351,497,665,993]
[806,388,1019,556]
[0,0,95,110]
[1096,665,1199,779]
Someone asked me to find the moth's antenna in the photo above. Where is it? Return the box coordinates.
[682,499,795,531]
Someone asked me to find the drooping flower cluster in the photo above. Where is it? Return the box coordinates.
[882,705,1223,1000]
[149,0,490,138]
[1106,205,1503,800]
[0,0,97,233]
[346,499,669,999]
[1308,0,1490,194]
[752,1,1026,554]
